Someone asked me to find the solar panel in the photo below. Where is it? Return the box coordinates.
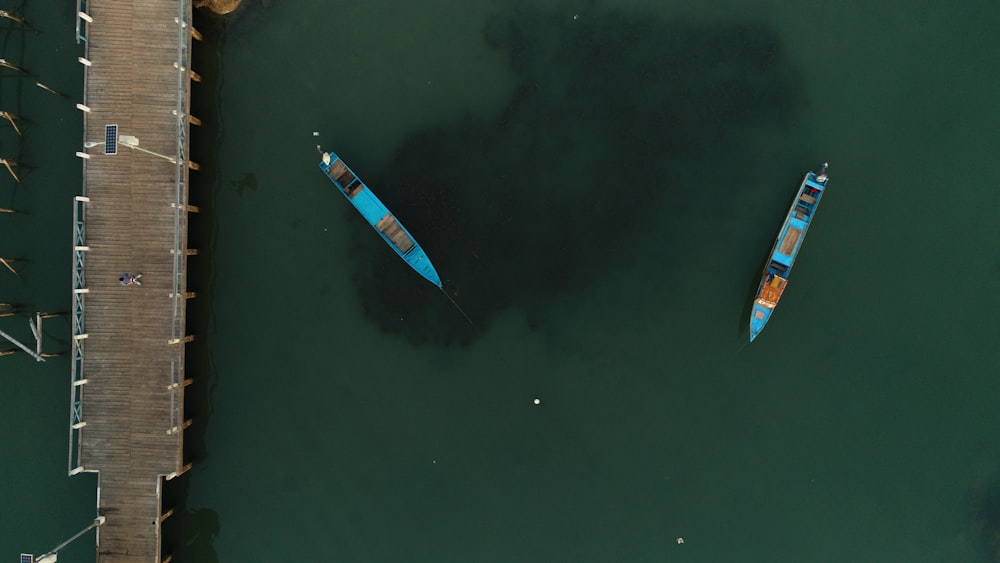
[20,554,34,563]
[104,124,118,155]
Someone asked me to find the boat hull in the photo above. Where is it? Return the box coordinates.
[319,149,443,288]
[749,165,829,341]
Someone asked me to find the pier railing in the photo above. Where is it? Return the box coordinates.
[168,360,183,435]
[165,2,195,443]
[69,195,89,474]
[168,2,194,346]
[76,0,91,44]
[69,2,93,475]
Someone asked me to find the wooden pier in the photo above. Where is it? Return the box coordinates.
[70,1,200,561]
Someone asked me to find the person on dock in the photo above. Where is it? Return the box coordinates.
[119,273,143,286]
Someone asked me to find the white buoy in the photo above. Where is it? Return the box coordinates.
[533,398,541,405]
[312,131,319,137]
[676,537,684,544]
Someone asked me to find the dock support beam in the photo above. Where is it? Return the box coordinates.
[171,202,200,213]
[158,507,174,524]
[165,462,192,481]
[166,419,192,436]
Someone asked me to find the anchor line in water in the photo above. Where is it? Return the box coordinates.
[439,286,473,325]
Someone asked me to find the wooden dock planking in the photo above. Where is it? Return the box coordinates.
[75,0,195,561]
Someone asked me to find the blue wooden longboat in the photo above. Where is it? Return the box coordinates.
[318,147,443,288]
[749,163,829,342]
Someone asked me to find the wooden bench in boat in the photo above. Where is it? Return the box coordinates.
[778,226,802,255]
[375,213,415,253]
[326,160,357,189]
[800,193,816,205]
[344,181,364,197]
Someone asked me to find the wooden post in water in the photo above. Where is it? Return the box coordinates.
[35,82,68,97]
[32,312,66,358]
[0,257,20,275]
[0,10,27,25]
[0,207,17,213]
[0,59,25,72]
[0,111,22,136]
[0,158,20,182]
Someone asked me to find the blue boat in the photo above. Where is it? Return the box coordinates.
[318,147,442,287]
[750,163,829,342]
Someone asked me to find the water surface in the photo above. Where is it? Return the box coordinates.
[3,1,1000,561]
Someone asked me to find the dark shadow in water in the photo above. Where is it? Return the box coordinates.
[160,8,227,563]
[971,478,1000,562]
[161,475,221,563]
[353,8,805,346]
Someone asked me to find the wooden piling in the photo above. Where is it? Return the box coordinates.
[0,257,19,274]
[1,112,22,136]
[0,10,27,25]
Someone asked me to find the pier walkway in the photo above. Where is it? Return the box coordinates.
[69,1,200,561]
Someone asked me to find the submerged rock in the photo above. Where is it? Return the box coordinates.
[194,0,241,15]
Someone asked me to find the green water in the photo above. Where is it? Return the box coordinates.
[4,0,1000,561]
[0,2,97,561]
